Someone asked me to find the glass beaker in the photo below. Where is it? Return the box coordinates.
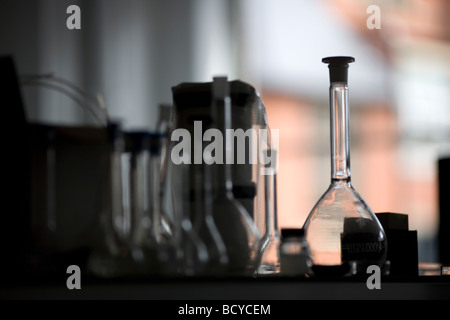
[169,77,264,277]
[303,57,387,276]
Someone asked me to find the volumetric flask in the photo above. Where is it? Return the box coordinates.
[303,57,387,276]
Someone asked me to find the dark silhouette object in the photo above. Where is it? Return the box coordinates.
[0,55,31,280]
[439,157,450,266]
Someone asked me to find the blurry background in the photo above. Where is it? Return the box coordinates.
[1,0,449,262]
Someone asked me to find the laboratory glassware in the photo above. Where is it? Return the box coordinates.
[303,57,387,276]
[256,152,281,276]
[208,76,261,276]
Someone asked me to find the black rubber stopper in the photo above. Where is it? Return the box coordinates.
[322,56,355,84]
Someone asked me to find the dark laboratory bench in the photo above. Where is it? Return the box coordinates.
[2,274,450,300]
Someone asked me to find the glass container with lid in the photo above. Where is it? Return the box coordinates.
[303,56,387,276]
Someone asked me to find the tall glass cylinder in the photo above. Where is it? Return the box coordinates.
[303,56,387,276]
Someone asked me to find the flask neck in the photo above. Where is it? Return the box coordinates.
[211,97,234,197]
[149,151,162,242]
[329,83,351,182]
[264,163,279,236]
